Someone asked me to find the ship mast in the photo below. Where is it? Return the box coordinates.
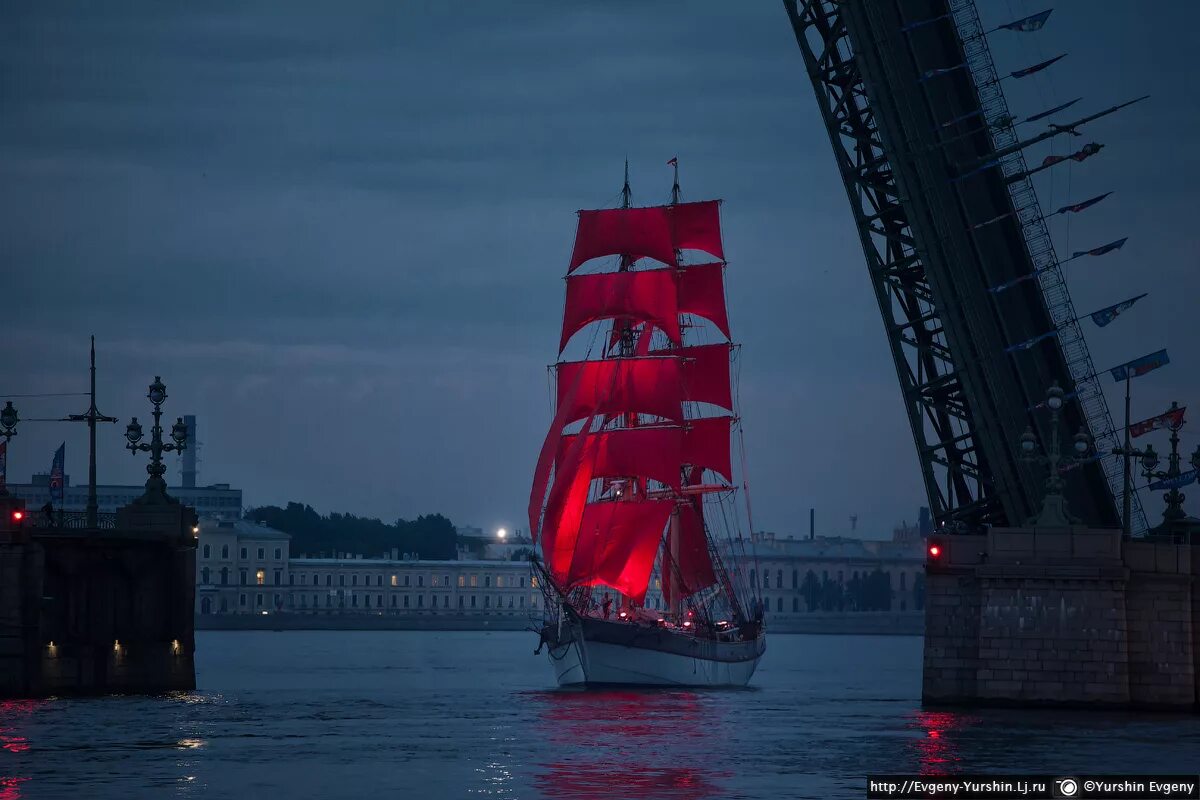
[667,157,684,619]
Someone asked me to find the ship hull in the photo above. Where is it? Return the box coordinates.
[545,616,764,688]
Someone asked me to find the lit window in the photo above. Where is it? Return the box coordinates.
[470,575,478,587]
[655,578,661,589]
[391,575,398,587]
[431,575,439,587]
[256,569,265,586]
[458,575,465,588]
[496,576,504,588]
[531,576,539,589]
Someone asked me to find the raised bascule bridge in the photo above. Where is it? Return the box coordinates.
[782,0,1151,536]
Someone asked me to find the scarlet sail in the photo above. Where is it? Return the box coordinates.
[557,426,683,490]
[555,356,683,424]
[560,268,680,352]
[678,262,730,338]
[567,201,725,272]
[683,416,733,482]
[567,499,675,603]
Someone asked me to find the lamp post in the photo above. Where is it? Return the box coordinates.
[125,376,188,502]
[1019,382,1093,527]
[1131,403,1200,533]
[0,401,18,496]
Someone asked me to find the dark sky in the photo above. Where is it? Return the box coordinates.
[3,1,1197,539]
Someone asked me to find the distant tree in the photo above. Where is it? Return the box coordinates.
[246,503,457,560]
[800,570,820,612]
[819,575,842,612]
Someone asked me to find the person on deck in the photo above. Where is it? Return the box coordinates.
[601,592,612,620]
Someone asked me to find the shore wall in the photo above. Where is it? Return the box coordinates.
[923,525,1198,711]
[196,610,924,635]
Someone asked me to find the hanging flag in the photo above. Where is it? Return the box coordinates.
[49,442,65,508]
[997,9,1053,32]
[1004,330,1059,353]
[970,211,1014,230]
[667,157,678,167]
[1069,142,1104,162]
[1072,237,1127,258]
[901,13,950,33]
[953,157,1003,182]
[1129,406,1187,438]
[1053,192,1112,215]
[1025,97,1081,123]
[0,440,6,492]
[1110,349,1169,382]
[939,109,984,129]
[989,267,1049,294]
[1149,469,1198,492]
[1088,293,1147,327]
[1010,53,1067,79]
[921,63,967,82]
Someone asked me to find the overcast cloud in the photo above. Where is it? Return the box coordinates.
[3,1,1197,539]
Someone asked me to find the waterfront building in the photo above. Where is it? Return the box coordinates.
[10,473,242,521]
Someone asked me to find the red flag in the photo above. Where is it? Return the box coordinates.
[667,157,678,167]
[1130,406,1186,438]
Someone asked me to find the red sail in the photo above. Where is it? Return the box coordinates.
[539,427,599,583]
[568,207,676,272]
[556,356,682,425]
[557,425,683,490]
[669,201,724,262]
[678,262,730,339]
[678,344,733,411]
[683,416,733,482]
[560,268,680,353]
[663,503,718,608]
[567,499,675,603]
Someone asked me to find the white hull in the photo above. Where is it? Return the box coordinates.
[546,618,764,688]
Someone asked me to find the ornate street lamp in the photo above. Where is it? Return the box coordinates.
[1020,382,1093,527]
[125,376,188,502]
[0,400,17,497]
[0,401,19,442]
[1136,404,1197,526]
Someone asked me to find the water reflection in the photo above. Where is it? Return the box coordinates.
[529,689,731,800]
[909,710,979,773]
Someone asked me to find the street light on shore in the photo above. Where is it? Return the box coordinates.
[496,527,507,540]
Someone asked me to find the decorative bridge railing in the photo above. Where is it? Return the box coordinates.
[27,511,119,531]
[947,0,1148,535]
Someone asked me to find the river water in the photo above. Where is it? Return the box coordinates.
[1,631,1197,799]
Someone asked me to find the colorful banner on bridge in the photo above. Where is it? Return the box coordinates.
[1005,330,1059,353]
[1010,53,1066,79]
[1073,237,1128,259]
[1130,406,1187,438]
[1053,192,1112,216]
[1149,469,1198,492]
[1089,293,1146,327]
[1109,349,1170,382]
[997,9,1053,32]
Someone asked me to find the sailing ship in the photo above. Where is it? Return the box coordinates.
[527,162,765,687]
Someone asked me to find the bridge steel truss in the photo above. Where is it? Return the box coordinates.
[782,0,1141,532]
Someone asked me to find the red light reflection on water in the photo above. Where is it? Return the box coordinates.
[0,700,41,757]
[0,778,29,800]
[529,689,731,800]
[911,710,978,773]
